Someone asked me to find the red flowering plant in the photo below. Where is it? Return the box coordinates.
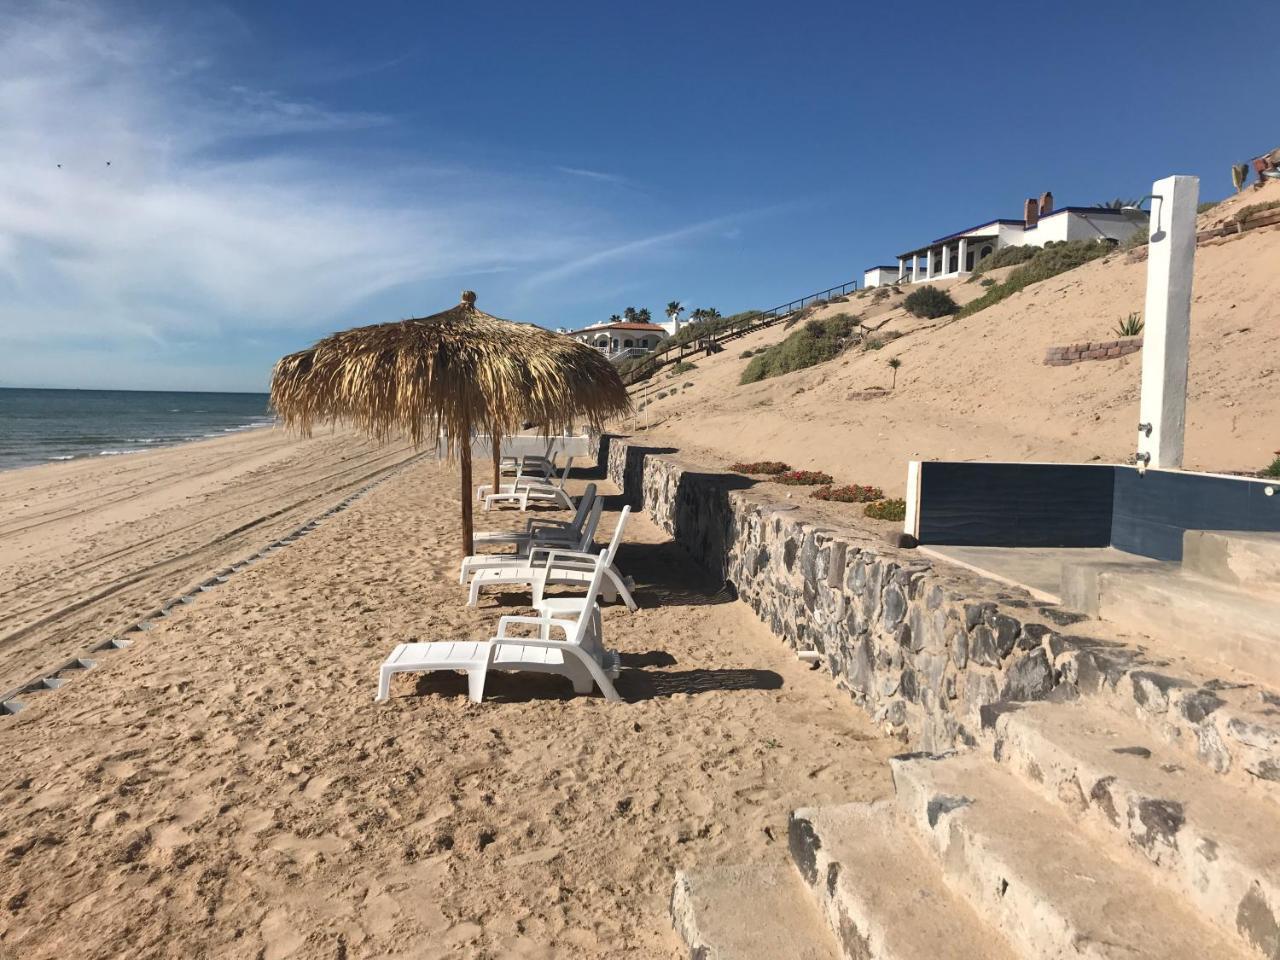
[729,461,791,475]
[774,470,834,486]
[811,484,884,503]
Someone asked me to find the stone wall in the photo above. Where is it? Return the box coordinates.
[602,435,1102,751]
[1043,336,1142,366]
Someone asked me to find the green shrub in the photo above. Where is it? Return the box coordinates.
[730,460,791,474]
[1197,200,1219,214]
[739,313,856,385]
[775,470,834,486]
[1262,457,1280,479]
[903,285,957,318]
[811,484,883,503]
[670,360,697,375]
[979,277,996,287]
[1121,226,1148,251]
[958,240,1115,318]
[1233,199,1280,224]
[864,498,906,521]
[972,245,1038,274]
[739,349,755,359]
[1114,312,1144,338]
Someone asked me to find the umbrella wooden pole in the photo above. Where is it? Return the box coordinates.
[460,424,475,557]
[491,430,502,501]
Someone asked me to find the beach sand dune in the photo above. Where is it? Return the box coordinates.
[0,458,895,958]
[0,428,422,695]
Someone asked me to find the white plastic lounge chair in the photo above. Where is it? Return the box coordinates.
[460,497,603,585]
[375,552,622,703]
[470,484,597,555]
[465,507,637,610]
[478,458,576,512]
[500,439,557,480]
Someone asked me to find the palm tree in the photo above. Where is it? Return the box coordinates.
[666,300,684,321]
[635,307,652,323]
[608,314,621,323]
[623,307,637,322]
[1095,198,1141,210]
[888,356,902,389]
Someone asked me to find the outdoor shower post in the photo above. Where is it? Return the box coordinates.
[1137,174,1199,470]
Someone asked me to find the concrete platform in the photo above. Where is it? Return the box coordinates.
[920,545,1159,604]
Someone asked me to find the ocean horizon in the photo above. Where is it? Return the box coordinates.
[0,387,275,471]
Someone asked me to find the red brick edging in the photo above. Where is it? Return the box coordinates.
[1044,336,1142,366]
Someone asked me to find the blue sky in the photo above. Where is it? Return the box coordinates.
[1,0,1275,392]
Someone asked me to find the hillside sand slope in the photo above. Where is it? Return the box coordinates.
[632,179,1280,494]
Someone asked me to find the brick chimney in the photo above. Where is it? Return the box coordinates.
[1039,191,1054,217]
[1024,197,1039,228]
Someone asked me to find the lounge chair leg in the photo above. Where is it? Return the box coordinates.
[568,648,622,702]
[610,572,638,612]
[467,576,483,607]
[467,666,488,703]
[375,663,399,702]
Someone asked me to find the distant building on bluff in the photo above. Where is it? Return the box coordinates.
[863,190,1147,287]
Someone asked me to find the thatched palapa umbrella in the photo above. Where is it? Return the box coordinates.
[270,291,631,555]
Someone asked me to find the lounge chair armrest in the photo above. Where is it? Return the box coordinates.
[539,550,598,568]
[495,615,573,640]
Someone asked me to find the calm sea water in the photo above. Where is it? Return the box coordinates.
[0,388,275,471]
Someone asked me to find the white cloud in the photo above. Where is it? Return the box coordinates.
[555,166,629,185]
[0,2,579,370]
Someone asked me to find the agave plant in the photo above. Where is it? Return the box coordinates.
[1114,312,1144,338]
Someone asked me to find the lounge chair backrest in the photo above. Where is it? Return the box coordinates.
[576,498,605,551]
[567,554,612,647]
[567,483,597,532]
[601,506,631,567]
[553,457,575,489]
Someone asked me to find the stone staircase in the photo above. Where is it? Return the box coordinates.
[672,531,1280,960]
[1065,530,1280,687]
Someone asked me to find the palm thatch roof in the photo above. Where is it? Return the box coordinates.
[271,291,630,452]
[269,291,630,556]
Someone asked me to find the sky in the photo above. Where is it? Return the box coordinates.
[0,0,1276,393]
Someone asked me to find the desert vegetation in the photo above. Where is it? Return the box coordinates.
[902,285,956,319]
[864,498,906,521]
[740,314,856,384]
[729,461,791,475]
[811,484,883,503]
[774,470,834,486]
[1114,312,1144,337]
[959,239,1115,318]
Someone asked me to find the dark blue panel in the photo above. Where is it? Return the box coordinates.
[1112,468,1280,560]
[917,462,1114,548]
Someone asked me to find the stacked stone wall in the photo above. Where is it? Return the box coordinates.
[602,436,1098,751]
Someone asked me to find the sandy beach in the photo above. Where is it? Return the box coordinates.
[0,428,422,696]
[0,442,896,958]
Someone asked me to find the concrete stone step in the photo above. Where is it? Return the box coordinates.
[1094,567,1280,688]
[1183,530,1280,593]
[988,699,1280,958]
[670,863,841,960]
[891,751,1254,959]
[789,801,1019,960]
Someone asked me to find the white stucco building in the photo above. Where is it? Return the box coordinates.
[566,321,668,361]
[863,192,1147,287]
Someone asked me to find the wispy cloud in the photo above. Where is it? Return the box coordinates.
[0,2,583,387]
[555,165,629,185]
[520,208,783,290]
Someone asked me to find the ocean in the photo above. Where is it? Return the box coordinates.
[0,388,275,471]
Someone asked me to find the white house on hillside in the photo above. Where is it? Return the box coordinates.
[566,321,668,361]
[862,191,1147,287]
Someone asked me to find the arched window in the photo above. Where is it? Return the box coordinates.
[624,339,633,348]
[980,244,993,260]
